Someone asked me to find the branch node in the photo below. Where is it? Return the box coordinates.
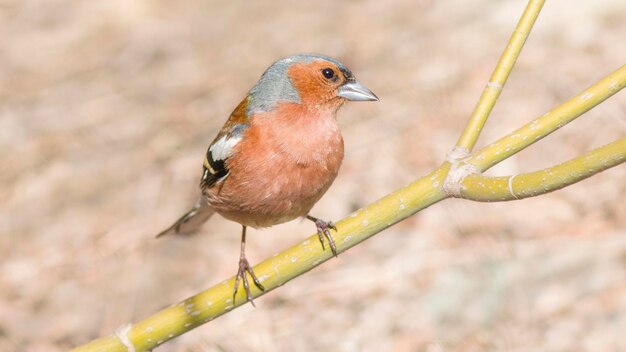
[446,146,471,163]
[487,81,504,91]
[115,324,136,352]
[444,163,480,197]
[444,147,480,197]
[508,174,519,199]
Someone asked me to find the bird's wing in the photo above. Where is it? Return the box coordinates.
[200,97,250,189]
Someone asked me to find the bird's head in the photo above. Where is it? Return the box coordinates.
[247,54,378,116]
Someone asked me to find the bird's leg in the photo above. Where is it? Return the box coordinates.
[306,215,338,257]
[233,225,265,306]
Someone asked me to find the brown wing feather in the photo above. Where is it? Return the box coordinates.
[200,97,250,189]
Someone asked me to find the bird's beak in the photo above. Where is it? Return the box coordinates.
[337,80,379,101]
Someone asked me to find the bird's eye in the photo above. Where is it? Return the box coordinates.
[321,68,335,79]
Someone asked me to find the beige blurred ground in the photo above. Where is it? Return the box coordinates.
[1,0,626,351]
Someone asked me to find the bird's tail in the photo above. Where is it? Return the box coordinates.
[156,197,215,238]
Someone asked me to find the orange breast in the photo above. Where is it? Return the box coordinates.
[204,102,344,228]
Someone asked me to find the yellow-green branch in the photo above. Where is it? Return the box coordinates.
[455,0,545,151]
[72,168,450,352]
[469,64,626,172]
[461,138,626,202]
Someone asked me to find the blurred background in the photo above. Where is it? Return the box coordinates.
[1,0,625,351]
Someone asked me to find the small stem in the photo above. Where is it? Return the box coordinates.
[455,0,545,151]
[460,138,626,202]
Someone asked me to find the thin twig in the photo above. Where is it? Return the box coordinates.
[461,138,626,201]
[454,0,545,151]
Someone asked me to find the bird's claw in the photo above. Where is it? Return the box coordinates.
[311,218,338,257]
[233,257,265,307]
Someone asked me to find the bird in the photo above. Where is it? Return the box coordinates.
[157,54,378,305]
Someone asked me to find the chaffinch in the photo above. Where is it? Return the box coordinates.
[158,54,378,305]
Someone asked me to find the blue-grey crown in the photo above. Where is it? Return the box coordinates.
[246,54,352,116]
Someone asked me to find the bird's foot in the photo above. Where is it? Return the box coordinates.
[233,257,265,307]
[307,215,338,257]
